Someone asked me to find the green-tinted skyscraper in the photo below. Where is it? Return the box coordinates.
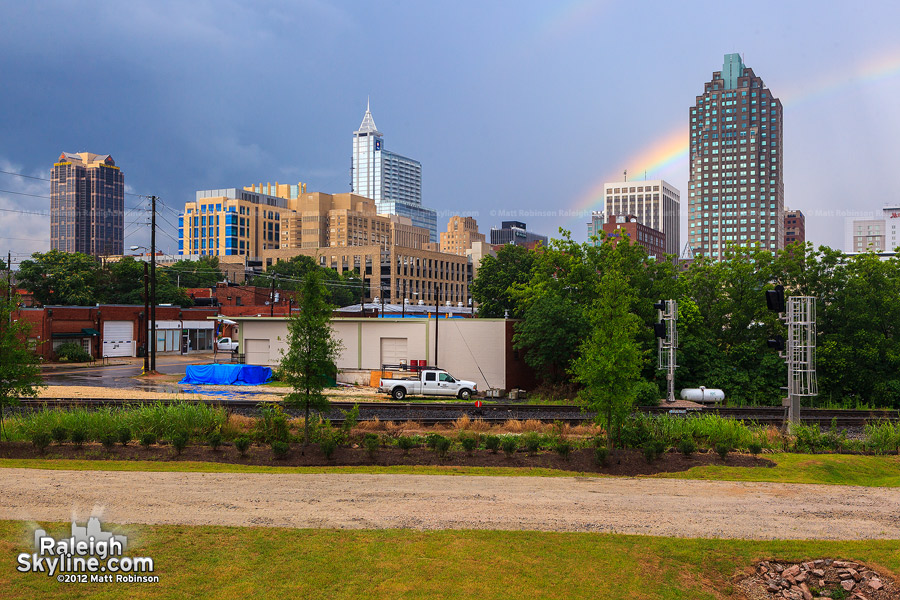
[687,54,783,260]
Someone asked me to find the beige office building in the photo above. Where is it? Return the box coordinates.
[440,216,486,256]
[185,183,468,304]
[257,243,468,306]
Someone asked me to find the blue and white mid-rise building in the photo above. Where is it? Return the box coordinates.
[351,102,437,242]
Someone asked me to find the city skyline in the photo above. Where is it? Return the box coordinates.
[2,2,900,264]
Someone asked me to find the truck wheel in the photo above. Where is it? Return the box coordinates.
[458,389,472,401]
[392,387,407,401]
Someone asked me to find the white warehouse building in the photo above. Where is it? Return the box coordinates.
[224,316,535,392]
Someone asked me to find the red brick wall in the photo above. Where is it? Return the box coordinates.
[11,305,218,360]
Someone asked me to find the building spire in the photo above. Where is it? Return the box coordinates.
[358,98,379,134]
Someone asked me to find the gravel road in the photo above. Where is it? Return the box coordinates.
[1,469,897,540]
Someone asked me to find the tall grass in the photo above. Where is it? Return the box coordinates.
[619,413,775,451]
[865,421,900,454]
[5,402,227,443]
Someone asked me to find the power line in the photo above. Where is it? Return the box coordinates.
[0,169,150,198]
[0,187,147,211]
[0,235,48,242]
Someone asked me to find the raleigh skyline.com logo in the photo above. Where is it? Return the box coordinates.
[17,517,158,584]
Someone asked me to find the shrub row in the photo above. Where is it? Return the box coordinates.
[10,405,900,460]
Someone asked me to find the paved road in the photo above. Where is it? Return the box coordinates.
[1,469,897,540]
[40,355,214,390]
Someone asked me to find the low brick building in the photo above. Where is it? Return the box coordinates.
[602,214,667,260]
[13,305,219,361]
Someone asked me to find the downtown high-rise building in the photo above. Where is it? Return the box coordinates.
[50,152,124,257]
[597,179,680,256]
[688,54,784,260]
[351,102,438,242]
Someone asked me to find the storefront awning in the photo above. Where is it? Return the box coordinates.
[51,328,99,339]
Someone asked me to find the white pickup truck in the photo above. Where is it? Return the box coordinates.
[215,337,239,353]
[378,369,478,401]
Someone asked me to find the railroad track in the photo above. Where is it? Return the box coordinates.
[12,397,900,427]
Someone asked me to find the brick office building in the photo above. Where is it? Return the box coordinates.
[13,305,219,361]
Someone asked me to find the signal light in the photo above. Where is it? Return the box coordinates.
[653,300,666,311]
[767,335,785,351]
[654,322,667,338]
[766,285,785,313]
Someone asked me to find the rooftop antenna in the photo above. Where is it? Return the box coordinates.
[644,170,647,181]
[623,169,627,182]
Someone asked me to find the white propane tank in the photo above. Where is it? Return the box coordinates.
[680,387,725,403]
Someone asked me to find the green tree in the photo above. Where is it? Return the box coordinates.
[17,250,103,306]
[252,255,364,308]
[0,277,43,440]
[511,229,672,387]
[470,244,535,318]
[281,269,343,445]
[513,290,586,383]
[165,256,223,288]
[815,253,900,407]
[101,257,190,306]
[250,255,319,289]
[570,269,644,449]
[330,270,365,308]
[675,244,783,405]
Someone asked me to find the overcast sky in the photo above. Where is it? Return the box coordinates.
[2,0,899,263]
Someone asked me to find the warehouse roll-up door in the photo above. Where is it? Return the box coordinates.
[103,321,134,357]
[245,339,270,365]
[380,337,408,367]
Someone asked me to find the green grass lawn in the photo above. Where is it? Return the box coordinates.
[1,521,897,600]
[1,452,899,487]
[657,452,900,487]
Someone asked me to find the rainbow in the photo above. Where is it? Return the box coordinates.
[571,125,689,216]
[781,49,900,109]
[568,46,900,219]
[536,0,614,43]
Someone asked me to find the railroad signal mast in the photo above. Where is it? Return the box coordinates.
[766,285,818,424]
[654,299,678,403]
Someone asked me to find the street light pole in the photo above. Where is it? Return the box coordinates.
[150,195,157,373]
[143,262,149,374]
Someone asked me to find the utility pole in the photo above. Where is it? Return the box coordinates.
[6,251,11,320]
[401,279,405,319]
[434,285,440,367]
[360,280,365,317]
[270,274,277,317]
[150,195,157,373]
[143,262,149,374]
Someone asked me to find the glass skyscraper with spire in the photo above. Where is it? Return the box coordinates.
[351,102,437,242]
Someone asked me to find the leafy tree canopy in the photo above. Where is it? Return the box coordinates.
[0,276,43,440]
[470,244,535,318]
[164,256,223,289]
[17,251,189,307]
[250,255,364,308]
[17,250,104,306]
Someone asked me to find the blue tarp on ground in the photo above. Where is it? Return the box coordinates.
[179,364,273,386]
